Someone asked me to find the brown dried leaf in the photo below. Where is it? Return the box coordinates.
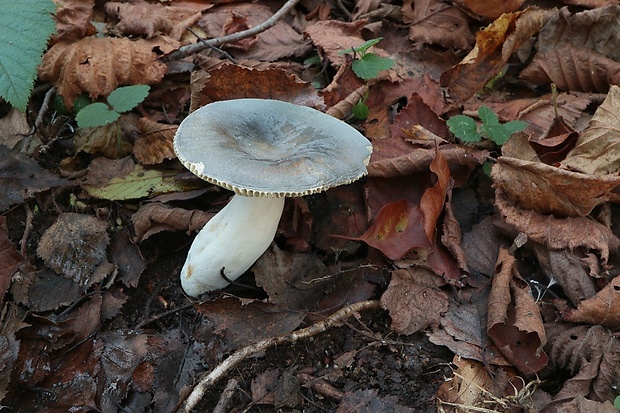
[0,146,68,212]
[520,47,620,93]
[73,114,136,159]
[0,217,23,308]
[106,1,209,40]
[134,118,177,165]
[428,286,511,366]
[492,155,620,217]
[37,213,110,287]
[454,0,526,19]
[0,305,26,402]
[495,193,620,265]
[542,323,620,407]
[441,8,554,102]
[563,277,620,329]
[487,249,547,375]
[39,37,168,108]
[131,203,214,243]
[407,0,473,50]
[253,245,331,310]
[197,2,311,61]
[380,268,449,334]
[0,109,31,149]
[462,216,501,277]
[562,85,620,175]
[109,228,146,289]
[190,65,323,111]
[51,0,96,42]
[304,19,372,68]
[196,297,305,351]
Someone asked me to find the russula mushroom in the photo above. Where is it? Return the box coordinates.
[173,98,372,297]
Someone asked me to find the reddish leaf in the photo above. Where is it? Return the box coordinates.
[487,249,547,375]
[562,276,620,329]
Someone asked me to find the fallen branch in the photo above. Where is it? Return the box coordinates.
[174,299,381,413]
[162,0,302,62]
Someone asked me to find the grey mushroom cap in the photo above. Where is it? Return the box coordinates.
[173,98,373,197]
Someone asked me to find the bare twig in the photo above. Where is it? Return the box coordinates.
[212,378,238,413]
[162,0,302,62]
[174,300,381,413]
[20,203,34,257]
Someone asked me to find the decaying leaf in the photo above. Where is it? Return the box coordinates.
[0,217,23,308]
[487,248,547,375]
[381,267,449,334]
[492,154,620,217]
[336,388,414,413]
[37,213,111,287]
[0,146,68,212]
[441,8,555,102]
[190,65,323,112]
[407,0,473,50]
[562,276,620,329]
[131,202,213,243]
[133,118,177,165]
[52,0,96,42]
[39,37,168,108]
[562,85,620,175]
[253,245,331,310]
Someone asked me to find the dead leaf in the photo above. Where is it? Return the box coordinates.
[39,37,168,108]
[190,65,323,111]
[0,305,26,402]
[462,216,501,277]
[253,245,331,310]
[441,8,554,102]
[454,0,526,19]
[407,0,473,50]
[562,85,620,175]
[51,0,96,42]
[380,267,448,334]
[529,116,579,165]
[74,113,136,158]
[133,118,177,165]
[487,248,547,375]
[492,154,620,217]
[196,297,305,351]
[0,146,68,212]
[109,228,146,289]
[37,213,110,287]
[105,0,209,40]
[420,150,451,243]
[0,217,23,308]
[495,192,620,265]
[131,202,214,243]
[197,2,311,61]
[542,323,620,408]
[562,276,620,329]
[0,108,32,149]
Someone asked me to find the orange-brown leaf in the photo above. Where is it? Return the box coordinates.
[39,37,168,108]
[134,118,177,165]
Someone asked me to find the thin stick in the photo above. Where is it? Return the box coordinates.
[174,300,381,413]
[162,0,302,62]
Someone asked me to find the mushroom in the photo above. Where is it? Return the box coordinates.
[173,98,372,297]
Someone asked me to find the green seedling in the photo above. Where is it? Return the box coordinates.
[615,395,620,411]
[447,105,527,146]
[75,85,150,128]
[339,37,394,81]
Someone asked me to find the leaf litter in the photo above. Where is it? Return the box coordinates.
[3,0,620,412]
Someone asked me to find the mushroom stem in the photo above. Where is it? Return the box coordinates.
[181,195,285,297]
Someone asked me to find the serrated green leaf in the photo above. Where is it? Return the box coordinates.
[352,54,394,80]
[107,85,150,113]
[340,37,383,55]
[478,106,499,126]
[503,120,527,134]
[75,102,119,128]
[0,0,57,111]
[352,100,369,120]
[483,123,513,145]
[447,115,481,143]
[83,164,202,200]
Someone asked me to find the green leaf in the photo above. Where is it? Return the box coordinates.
[340,37,383,56]
[75,102,120,128]
[352,100,369,120]
[478,106,499,127]
[503,120,528,134]
[107,85,150,113]
[614,395,620,410]
[352,54,394,80]
[446,115,481,143]
[0,0,57,111]
[483,123,513,145]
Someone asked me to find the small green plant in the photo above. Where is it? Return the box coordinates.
[615,394,620,411]
[447,106,527,145]
[339,37,394,81]
[75,85,150,128]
